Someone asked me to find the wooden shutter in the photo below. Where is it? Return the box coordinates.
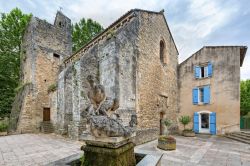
[193,88,199,105]
[210,112,216,135]
[208,62,213,77]
[204,86,210,104]
[194,66,200,78]
[193,112,199,133]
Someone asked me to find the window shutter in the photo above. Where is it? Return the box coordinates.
[204,86,210,104]
[194,66,200,78]
[210,112,216,135]
[208,62,213,77]
[193,88,199,105]
[193,112,199,133]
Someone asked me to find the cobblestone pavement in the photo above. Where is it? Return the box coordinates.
[135,135,250,166]
[0,134,83,166]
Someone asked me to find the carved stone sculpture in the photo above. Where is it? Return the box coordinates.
[84,75,136,138]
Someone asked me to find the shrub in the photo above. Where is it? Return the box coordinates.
[179,115,191,130]
[158,135,175,141]
[0,121,8,132]
[48,84,57,93]
[164,119,172,128]
[163,118,172,135]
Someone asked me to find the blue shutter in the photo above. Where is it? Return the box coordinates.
[204,86,210,104]
[193,112,199,133]
[192,88,199,105]
[210,112,216,135]
[208,62,213,77]
[194,66,200,78]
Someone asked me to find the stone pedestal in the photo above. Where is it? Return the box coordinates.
[82,134,136,166]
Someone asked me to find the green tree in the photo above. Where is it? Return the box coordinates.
[72,18,103,52]
[241,79,250,116]
[0,8,32,117]
[179,115,191,130]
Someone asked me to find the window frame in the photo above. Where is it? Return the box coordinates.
[199,66,209,78]
[195,62,212,79]
[159,39,167,65]
[198,87,204,103]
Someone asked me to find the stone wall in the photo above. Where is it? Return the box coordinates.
[15,11,72,133]
[178,46,245,134]
[135,11,179,144]
[57,13,139,139]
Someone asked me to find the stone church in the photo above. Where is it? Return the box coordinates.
[9,9,247,144]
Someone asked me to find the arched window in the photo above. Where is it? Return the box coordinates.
[160,40,166,65]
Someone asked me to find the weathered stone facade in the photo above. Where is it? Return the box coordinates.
[13,9,247,143]
[178,46,247,134]
[15,11,71,133]
[136,11,178,143]
[55,10,178,143]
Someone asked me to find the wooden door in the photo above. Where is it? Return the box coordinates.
[160,112,164,135]
[43,108,50,121]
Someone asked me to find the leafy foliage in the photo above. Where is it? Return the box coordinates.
[72,18,103,52]
[164,119,172,127]
[0,8,32,118]
[0,120,8,132]
[179,115,191,129]
[48,83,57,93]
[241,79,250,116]
[158,135,175,141]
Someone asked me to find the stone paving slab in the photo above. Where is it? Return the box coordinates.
[135,135,250,166]
[0,134,83,166]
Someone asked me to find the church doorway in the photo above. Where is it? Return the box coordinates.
[43,108,50,121]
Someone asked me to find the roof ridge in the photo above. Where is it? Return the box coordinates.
[64,9,166,65]
[64,9,136,64]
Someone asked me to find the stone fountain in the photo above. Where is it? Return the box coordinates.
[81,75,137,166]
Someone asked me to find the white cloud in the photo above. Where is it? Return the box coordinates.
[171,0,240,62]
[67,0,169,27]
[241,55,250,80]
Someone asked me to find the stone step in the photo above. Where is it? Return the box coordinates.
[229,132,250,138]
[42,124,53,127]
[238,132,250,137]
[225,135,250,144]
[230,133,250,141]
[20,129,33,133]
[41,122,54,134]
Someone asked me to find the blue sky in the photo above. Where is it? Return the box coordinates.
[1,0,249,80]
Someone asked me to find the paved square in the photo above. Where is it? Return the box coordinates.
[0,134,83,166]
[135,135,250,166]
[1,134,250,166]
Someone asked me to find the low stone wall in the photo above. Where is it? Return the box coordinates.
[133,128,159,145]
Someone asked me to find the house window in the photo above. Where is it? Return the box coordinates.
[160,40,166,65]
[193,85,210,105]
[200,66,208,78]
[199,88,204,103]
[194,62,212,79]
[53,53,60,58]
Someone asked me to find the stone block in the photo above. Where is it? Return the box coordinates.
[83,142,136,166]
